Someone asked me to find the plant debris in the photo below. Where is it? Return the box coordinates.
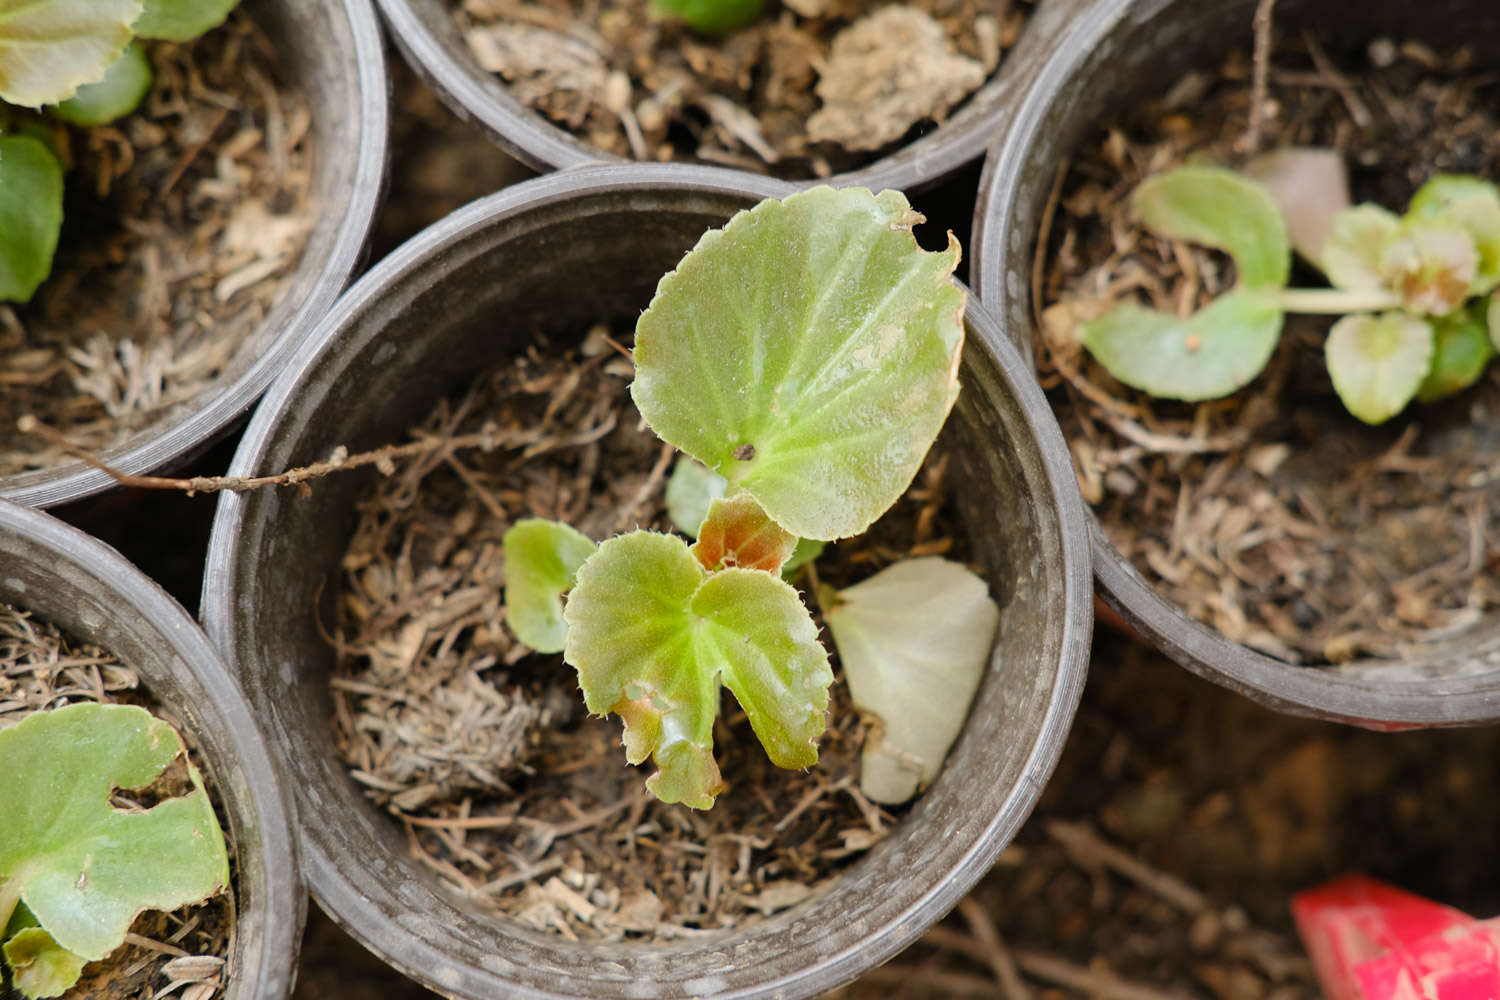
[0,604,233,1000]
[1040,36,1500,664]
[0,11,316,479]
[451,0,1028,177]
[329,327,967,941]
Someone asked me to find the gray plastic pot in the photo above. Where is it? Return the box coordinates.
[0,500,303,999]
[2,0,389,510]
[201,164,1091,999]
[972,0,1500,728]
[374,0,1082,192]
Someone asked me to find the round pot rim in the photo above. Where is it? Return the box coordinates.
[1,0,390,510]
[372,0,1080,193]
[972,0,1500,728]
[0,498,304,999]
[203,162,1092,998]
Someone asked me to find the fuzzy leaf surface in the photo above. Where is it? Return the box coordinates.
[132,0,237,41]
[54,42,151,126]
[825,557,997,805]
[664,459,727,538]
[632,186,965,541]
[1320,204,1400,291]
[502,518,597,654]
[563,531,831,809]
[1326,312,1434,424]
[1379,220,1478,316]
[1408,175,1500,296]
[1132,165,1290,288]
[0,703,229,961]
[691,494,796,573]
[1416,304,1494,403]
[1081,290,1284,401]
[0,136,64,303]
[4,925,86,999]
[0,0,141,106]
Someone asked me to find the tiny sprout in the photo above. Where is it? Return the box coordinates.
[1079,158,1500,424]
[500,186,982,809]
[649,0,763,35]
[0,703,230,999]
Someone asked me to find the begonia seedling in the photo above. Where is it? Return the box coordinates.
[504,186,998,810]
[0,0,240,302]
[1078,158,1500,424]
[0,702,229,999]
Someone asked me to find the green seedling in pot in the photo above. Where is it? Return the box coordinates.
[0,0,239,302]
[649,0,762,37]
[0,702,230,999]
[1077,156,1500,425]
[503,186,1000,810]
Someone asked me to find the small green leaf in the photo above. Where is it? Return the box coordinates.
[1080,290,1284,401]
[4,925,86,999]
[1416,303,1494,403]
[1132,165,1290,288]
[1379,220,1479,316]
[1325,312,1435,424]
[1320,204,1400,291]
[132,0,238,41]
[664,459,727,538]
[53,42,152,126]
[501,518,597,654]
[1244,147,1350,262]
[824,557,998,805]
[0,0,142,107]
[563,532,832,809]
[0,136,65,303]
[0,703,229,962]
[650,0,761,35]
[691,494,796,573]
[781,538,825,581]
[632,187,965,542]
[1407,175,1500,296]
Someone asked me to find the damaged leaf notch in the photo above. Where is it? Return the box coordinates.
[504,186,998,809]
[0,0,240,303]
[1076,152,1500,425]
[0,702,230,999]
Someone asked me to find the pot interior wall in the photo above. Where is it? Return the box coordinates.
[0,508,298,1000]
[983,0,1500,722]
[217,174,1082,997]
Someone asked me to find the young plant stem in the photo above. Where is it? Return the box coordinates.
[0,883,18,935]
[1272,286,1403,314]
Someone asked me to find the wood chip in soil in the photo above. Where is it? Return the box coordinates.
[328,326,972,942]
[1038,35,1500,664]
[0,604,234,1000]
[0,11,317,478]
[450,0,1031,177]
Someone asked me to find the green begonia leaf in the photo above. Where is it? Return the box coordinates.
[502,518,597,654]
[1379,220,1478,316]
[664,459,727,538]
[54,42,151,126]
[0,0,142,107]
[1080,290,1284,401]
[1320,204,1400,291]
[691,494,796,573]
[824,557,997,805]
[1407,175,1500,296]
[0,136,64,303]
[1132,165,1290,288]
[4,925,86,999]
[781,537,824,581]
[0,703,229,962]
[563,531,831,809]
[1416,303,1494,403]
[631,186,965,542]
[132,0,238,41]
[1325,312,1434,424]
[650,0,761,35]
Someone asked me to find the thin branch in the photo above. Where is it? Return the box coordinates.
[957,897,1032,1000]
[1240,0,1277,155]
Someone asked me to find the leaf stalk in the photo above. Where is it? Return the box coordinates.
[1272,287,1403,314]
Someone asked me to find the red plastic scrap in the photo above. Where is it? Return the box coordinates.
[1292,875,1500,1000]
